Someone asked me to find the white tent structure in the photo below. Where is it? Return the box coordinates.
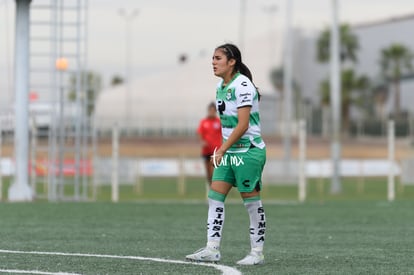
[94,58,218,135]
[94,33,282,135]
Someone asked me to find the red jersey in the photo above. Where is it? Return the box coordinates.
[197,117,222,156]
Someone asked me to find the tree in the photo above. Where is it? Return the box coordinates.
[111,75,124,86]
[316,23,361,194]
[379,43,414,117]
[68,71,102,116]
[317,23,359,64]
[316,22,367,130]
[371,82,389,119]
[320,69,370,132]
[269,67,284,92]
[269,67,303,118]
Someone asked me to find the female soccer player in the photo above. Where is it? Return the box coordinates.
[197,102,222,187]
[186,43,267,265]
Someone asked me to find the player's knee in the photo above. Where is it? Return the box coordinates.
[241,192,259,199]
[211,181,232,194]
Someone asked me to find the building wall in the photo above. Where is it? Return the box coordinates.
[295,14,414,116]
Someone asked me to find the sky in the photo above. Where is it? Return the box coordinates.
[1,0,414,107]
[87,0,414,81]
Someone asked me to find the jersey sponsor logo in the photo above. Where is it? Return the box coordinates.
[242,179,250,187]
[257,206,266,242]
[217,100,226,115]
[239,92,251,97]
[241,81,247,86]
[240,92,252,104]
[209,207,224,238]
[215,155,245,167]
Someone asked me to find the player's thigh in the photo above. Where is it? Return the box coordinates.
[212,158,236,195]
[234,147,266,193]
[211,180,233,195]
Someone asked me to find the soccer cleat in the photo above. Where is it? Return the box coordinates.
[236,251,265,265]
[185,247,221,263]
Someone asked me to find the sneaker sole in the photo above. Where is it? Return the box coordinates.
[237,260,265,265]
[186,258,220,264]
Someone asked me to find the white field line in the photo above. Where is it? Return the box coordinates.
[0,249,242,275]
[0,270,80,275]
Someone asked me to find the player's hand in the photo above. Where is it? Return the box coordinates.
[211,148,225,168]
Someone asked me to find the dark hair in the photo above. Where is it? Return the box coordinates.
[208,102,216,110]
[215,43,261,100]
[216,43,253,82]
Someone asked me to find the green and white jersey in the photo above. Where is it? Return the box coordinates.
[216,72,265,153]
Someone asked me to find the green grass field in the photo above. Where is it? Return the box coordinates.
[1,200,414,274]
[2,176,414,202]
[94,177,414,202]
[1,178,414,274]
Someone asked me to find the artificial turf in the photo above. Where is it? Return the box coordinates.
[1,200,414,274]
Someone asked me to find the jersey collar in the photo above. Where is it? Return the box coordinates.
[220,72,240,91]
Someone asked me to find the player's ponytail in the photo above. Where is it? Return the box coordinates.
[238,62,253,83]
[216,43,261,100]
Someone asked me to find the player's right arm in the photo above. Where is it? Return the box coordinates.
[214,106,250,162]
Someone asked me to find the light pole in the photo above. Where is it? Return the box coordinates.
[283,0,293,164]
[330,0,342,193]
[9,0,33,201]
[239,0,246,51]
[2,0,13,106]
[55,57,68,198]
[262,4,278,67]
[118,8,138,131]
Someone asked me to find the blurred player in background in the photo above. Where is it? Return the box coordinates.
[186,43,267,265]
[197,102,222,187]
